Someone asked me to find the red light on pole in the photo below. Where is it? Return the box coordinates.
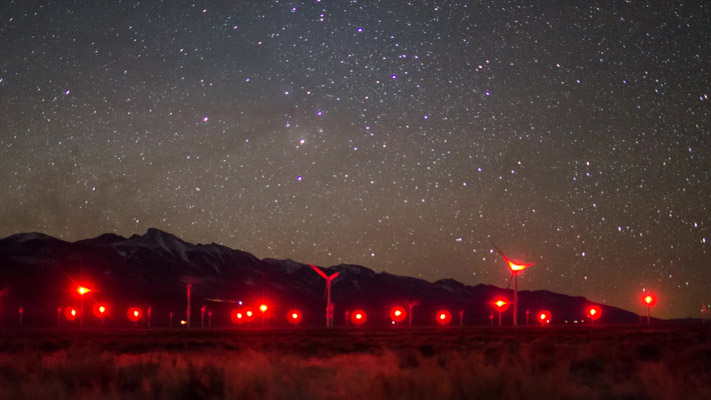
[436,310,452,326]
[390,306,407,324]
[643,293,657,324]
[201,306,206,328]
[492,298,510,327]
[287,309,302,325]
[538,310,551,325]
[231,309,244,325]
[76,286,92,328]
[92,303,108,318]
[259,304,269,327]
[65,307,78,321]
[244,308,256,324]
[127,307,141,324]
[489,314,494,326]
[587,305,602,323]
[92,303,108,327]
[18,307,23,326]
[350,309,367,326]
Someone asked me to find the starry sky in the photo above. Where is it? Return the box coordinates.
[1,0,709,319]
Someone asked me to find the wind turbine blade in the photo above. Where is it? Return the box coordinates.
[327,272,339,281]
[491,242,512,264]
[506,272,514,289]
[310,264,329,280]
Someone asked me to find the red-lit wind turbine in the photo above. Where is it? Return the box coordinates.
[493,244,534,327]
[310,264,339,328]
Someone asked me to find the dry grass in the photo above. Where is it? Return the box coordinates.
[0,325,709,399]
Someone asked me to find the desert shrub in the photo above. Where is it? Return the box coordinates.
[0,327,710,399]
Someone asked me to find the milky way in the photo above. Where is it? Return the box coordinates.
[1,1,709,318]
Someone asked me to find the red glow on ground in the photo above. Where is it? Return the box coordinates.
[287,309,302,325]
[351,309,367,326]
[643,293,657,307]
[127,307,141,322]
[492,298,510,312]
[436,310,452,325]
[64,307,78,321]
[538,310,551,325]
[390,306,407,322]
[92,303,108,318]
[587,305,602,320]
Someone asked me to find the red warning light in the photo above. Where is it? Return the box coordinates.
[76,286,92,295]
[64,307,78,321]
[350,309,367,326]
[492,298,510,312]
[436,310,452,325]
[230,309,244,325]
[287,309,302,325]
[390,306,407,323]
[127,307,141,322]
[92,303,108,318]
[643,293,657,307]
[587,305,602,321]
[260,304,268,313]
[243,308,256,323]
[538,310,551,325]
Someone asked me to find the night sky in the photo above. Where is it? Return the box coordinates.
[1,1,709,319]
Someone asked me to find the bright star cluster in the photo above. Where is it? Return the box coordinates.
[0,1,709,318]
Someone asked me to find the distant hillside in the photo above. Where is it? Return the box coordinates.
[0,229,644,327]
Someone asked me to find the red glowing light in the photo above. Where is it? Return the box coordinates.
[260,304,268,313]
[350,309,367,326]
[436,310,452,325]
[390,306,407,323]
[643,293,657,307]
[127,307,141,322]
[76,286,92,295]
[587,305,602,320]
[287,309,302,325]
[243,308,256,323]
[538,310,551,325]
[65,307,78,321]
[492,298,510,312]
[230,309,244,325]
[92,303,108,318]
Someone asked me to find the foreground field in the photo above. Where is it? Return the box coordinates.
[0,325,709,399]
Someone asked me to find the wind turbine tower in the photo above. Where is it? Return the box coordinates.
[310,264,340,328]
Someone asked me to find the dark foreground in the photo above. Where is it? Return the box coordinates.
[0,325,710,400]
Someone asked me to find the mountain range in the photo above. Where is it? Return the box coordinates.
[0,228,644,327]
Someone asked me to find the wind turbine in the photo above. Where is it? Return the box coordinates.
[310,264,339,327]
[493,244,534,326]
